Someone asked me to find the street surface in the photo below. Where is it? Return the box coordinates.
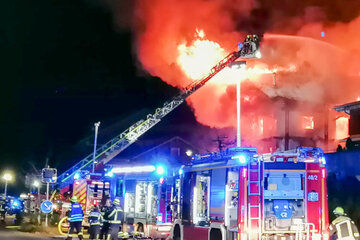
[0,229,55,240]
[0,215,63,240]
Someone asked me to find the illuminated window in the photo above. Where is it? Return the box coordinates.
[302,116,314,130]
[336,117,349,140]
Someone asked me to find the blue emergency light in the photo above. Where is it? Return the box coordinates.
[74,172,81,180]
[320,157,326,165]
[156,165,165,175]
[232,154,247,164]
[106,171,114,177]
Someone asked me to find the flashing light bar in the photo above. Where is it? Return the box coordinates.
[232,154,247,164]
[111,165,156,174]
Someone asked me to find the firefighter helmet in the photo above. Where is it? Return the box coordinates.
[113,198,120,206]
[333,207,345,216]
[70,196,78,203]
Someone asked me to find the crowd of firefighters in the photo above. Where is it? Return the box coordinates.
[64,194,359,240]
[2,193,359,240]
[65,196,123,240]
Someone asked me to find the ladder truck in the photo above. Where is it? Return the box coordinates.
[56,35,261,193]
[169,147,329,240]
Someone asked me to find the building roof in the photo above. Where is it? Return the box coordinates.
[333,101,360,114]
[107,136,197,166]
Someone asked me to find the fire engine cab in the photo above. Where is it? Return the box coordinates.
[170,147,329,240]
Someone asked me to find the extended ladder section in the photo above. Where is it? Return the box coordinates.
[57,35,261,188]
[247,158,263,240]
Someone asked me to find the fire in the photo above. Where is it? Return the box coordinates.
[177,30,226,80]
[177,29,297,86]
[302,116,314,130]
[336,116,349,140]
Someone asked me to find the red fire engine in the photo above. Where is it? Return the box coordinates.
[170,147,329,240]
[105,164,173,238]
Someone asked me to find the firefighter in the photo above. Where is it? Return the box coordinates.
[100,199,112,240]
[330,207,359,240]
[105,198,123,240]
[88,205,102,240]
[0,196,6,223]
[66,196,84,240]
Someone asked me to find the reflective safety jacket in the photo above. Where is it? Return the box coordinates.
[68,203,84,222]
[106,206,123,224]
[330,216,360,240]
[0,200,6,212]
[88,210,102,226]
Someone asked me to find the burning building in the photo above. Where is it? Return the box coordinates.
[107,0,360,154]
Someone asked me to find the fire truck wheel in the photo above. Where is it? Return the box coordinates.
[136,222,144,233]
[210,228,222,240]
[173,224,181,240]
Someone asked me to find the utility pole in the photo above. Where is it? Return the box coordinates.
[213,136,228,151]
[237,80,241,147]
[92,122,101,173]
[2,173,13,198]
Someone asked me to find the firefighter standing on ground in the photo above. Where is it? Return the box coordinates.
[330,207,359,240]
[66,196,84,240]
[88,205,102,240]
[0,196,7,222]
[100,199,111,240]
[105,198,123,240]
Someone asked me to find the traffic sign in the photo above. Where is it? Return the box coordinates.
[40,200,53,214]
[42,168,57,183]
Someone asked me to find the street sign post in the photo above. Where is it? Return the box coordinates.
[41,167,57,227]
[40,200,53,214]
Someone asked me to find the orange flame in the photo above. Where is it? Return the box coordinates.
[177,30,226,80]
[177,29,297,86]
[336,117,349,140]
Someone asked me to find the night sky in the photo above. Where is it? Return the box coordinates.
[3,0,360,195]
[0,1,204,194]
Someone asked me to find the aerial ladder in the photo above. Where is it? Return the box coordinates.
[57,35,261,188]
